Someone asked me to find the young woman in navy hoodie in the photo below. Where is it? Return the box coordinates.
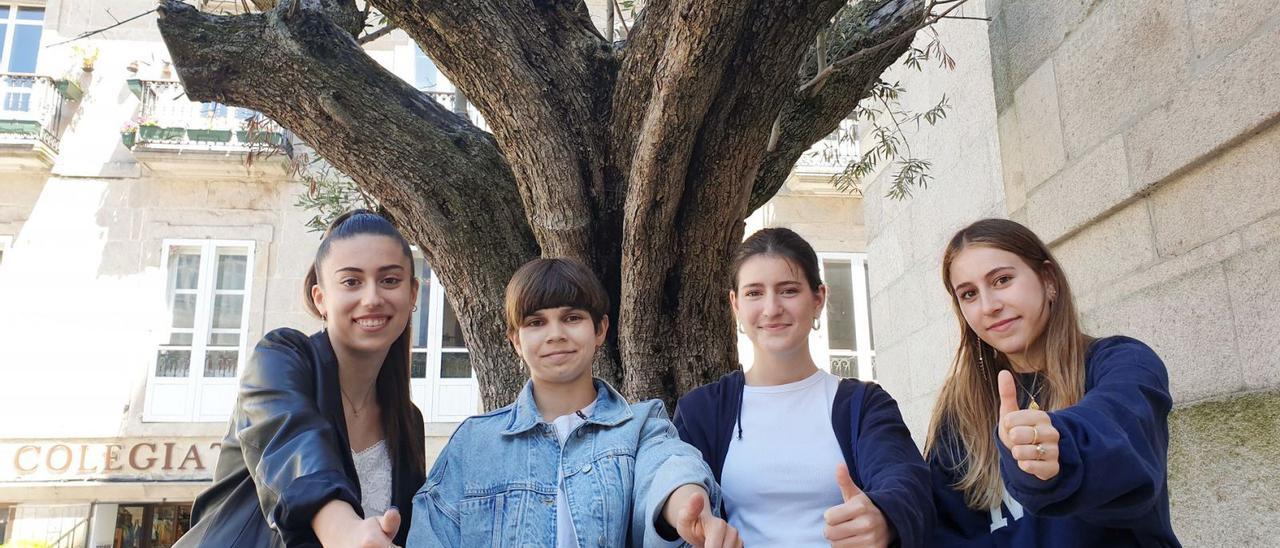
[927,218,1180,547]
[674,228,933,548]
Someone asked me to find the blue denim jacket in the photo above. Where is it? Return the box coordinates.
[408,378,721,547]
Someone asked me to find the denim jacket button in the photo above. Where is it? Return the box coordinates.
[597,535,607,546]
[581,463,592,474]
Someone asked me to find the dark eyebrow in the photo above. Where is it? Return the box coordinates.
[334,265,407,274]
[984,266,1015,278]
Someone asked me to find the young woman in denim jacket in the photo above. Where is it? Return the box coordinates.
[675,228,933,548]
[409,258,741,547]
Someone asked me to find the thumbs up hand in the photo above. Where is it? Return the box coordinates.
[997,370,1061,481]
[664,484,742,548]
[822,464,890,547]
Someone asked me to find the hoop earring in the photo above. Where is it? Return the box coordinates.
[813,316,822,331]
[976,336,988,379]
[321,314,328,332]
[737,323,746,334]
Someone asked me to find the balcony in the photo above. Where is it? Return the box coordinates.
[793,119,859,175]
[0,73,65,163]
[134,79,286,151]
[133,81,488,146]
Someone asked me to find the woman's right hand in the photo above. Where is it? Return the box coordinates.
[313,500,399,548]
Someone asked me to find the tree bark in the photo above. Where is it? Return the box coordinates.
[157,0,928,410]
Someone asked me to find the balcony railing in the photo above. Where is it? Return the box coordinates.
[0,73,64,152]
[793,120,859,173]
[136,80,286,149]
[134,81,488,149]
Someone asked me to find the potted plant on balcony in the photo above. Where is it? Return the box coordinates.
[137,117,184,143]
[187,116,232,143]
[73,45,100,72]
[127,77,144,99]
[120,120,138,149]
[54,74,84,101]
[236,116,284,147]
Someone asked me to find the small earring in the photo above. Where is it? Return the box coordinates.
[412,304,418,312]
[812,316,822,331]
[976,337,988,379]
[736,323,746,334]
[321,314,328,332]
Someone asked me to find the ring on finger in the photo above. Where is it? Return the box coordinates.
[1035,443,1046,460]
[1030,425,1040,445]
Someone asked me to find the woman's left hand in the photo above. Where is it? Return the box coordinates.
[997,370,1061,481]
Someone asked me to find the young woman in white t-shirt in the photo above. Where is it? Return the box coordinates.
[674,227,934,547]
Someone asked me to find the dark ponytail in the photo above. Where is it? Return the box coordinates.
[305,209,425,476]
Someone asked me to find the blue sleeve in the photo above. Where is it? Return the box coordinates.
[672,391,711,463]
[235,330,360,543]
[856,384,935,548]
[406,426,465,548]
[633,401,723,548]
[998,339,1172,523]
[927,443,998,547]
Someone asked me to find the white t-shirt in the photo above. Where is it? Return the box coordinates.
[721,369,846,546]
[551,401,597,548]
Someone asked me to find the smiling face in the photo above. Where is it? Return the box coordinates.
[731,254,826,357]
[311,234,417,360]
[509,306,607,387]
[947,245,1055,367]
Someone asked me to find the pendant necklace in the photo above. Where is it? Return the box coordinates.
[1021,374,1042,411]
[340,384,375,418]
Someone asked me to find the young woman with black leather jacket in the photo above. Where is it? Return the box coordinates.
[175,210,425,548]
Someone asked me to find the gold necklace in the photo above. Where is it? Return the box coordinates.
[340,383,375,418]
[1020,374,1042,410]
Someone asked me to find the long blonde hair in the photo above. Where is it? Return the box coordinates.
[924,218,1092,510]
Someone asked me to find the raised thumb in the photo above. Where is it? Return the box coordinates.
[378,507,401,538]
[681,490,707,526]
[835,463,862,502]
[997,370,1019,420]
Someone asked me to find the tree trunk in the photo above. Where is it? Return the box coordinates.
[156,0,924,410]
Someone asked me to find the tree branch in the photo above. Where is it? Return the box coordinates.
[357,24,395,44]
[372,1,613,265]
[157,0,539,407]
[748,0,928,212]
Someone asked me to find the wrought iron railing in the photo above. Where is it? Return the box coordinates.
[0,73,63,152]
[794,119,859,173]
[135,79,286,148]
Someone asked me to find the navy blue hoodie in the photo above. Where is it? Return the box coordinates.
[673,371,934,548]
[930,336,1181,547]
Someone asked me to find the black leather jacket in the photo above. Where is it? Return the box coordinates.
[177,328,425,547]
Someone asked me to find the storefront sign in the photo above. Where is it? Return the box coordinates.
[1,439,221,481]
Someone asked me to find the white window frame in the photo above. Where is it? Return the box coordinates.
[144,239,255,422]
[0,4,45,74]
[410,253,479,423]
[814,252,875,380]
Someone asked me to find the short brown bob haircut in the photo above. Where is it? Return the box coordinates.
[504,257,609,336]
